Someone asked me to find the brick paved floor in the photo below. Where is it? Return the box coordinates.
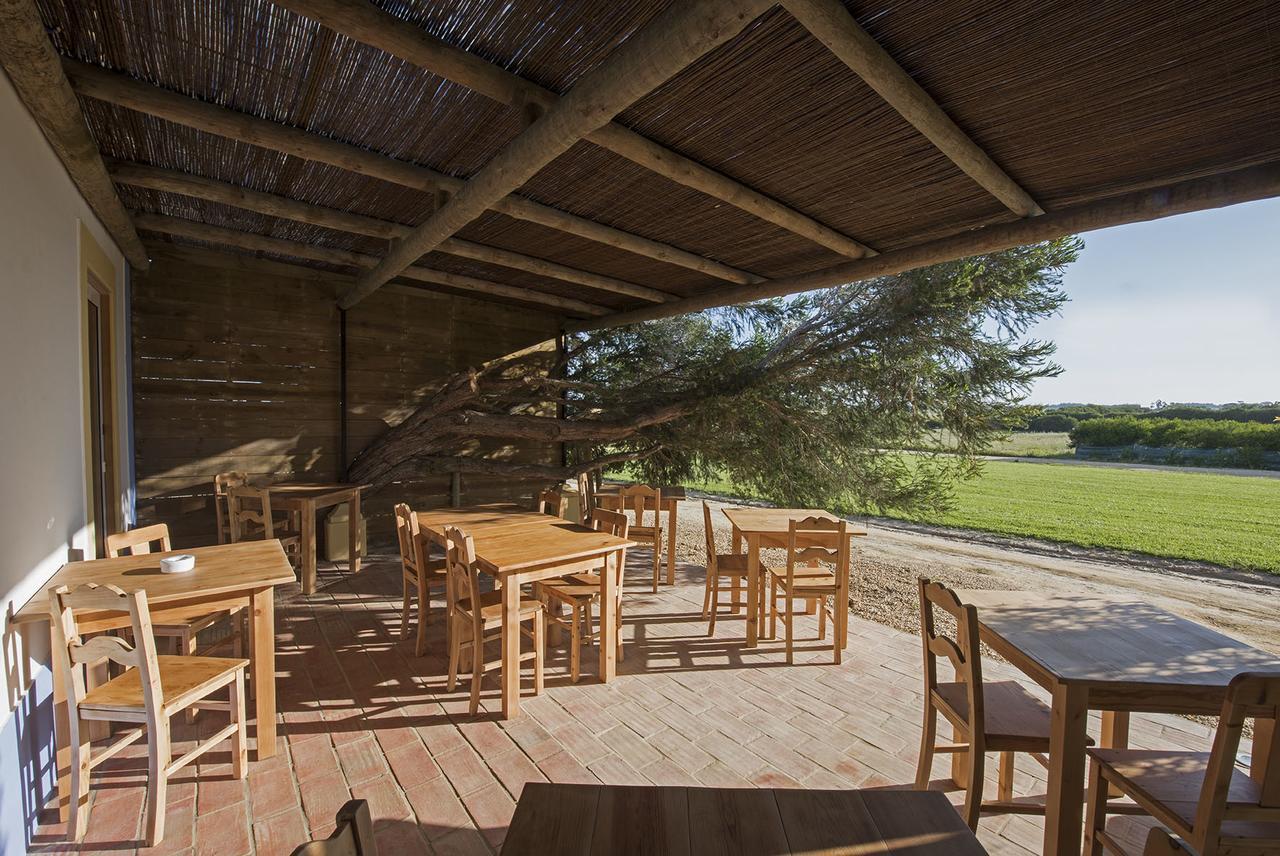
[29,548,1220,855]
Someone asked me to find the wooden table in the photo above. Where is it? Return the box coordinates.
[721,507,867,647]
[598,486,686,586]
[958,591,1280,856]
[265,482,369,594]
[417,505,634,718]
[503,783,988,855]
[12,540,295,818]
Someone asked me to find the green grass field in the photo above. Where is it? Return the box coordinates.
[640,459,1280,573]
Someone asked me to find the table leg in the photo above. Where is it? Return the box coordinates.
[732,525,743,555]
[501,575,521,719]
[251,587,277,759]
[1044,683,1089,856]
[51,623,71,821]
[745,534,760,648]
[599,551,618,683]
[665,505,677,586]
[1251,716,1277,787]
[348,490,362,574]
[1101,711,1130,797]
[301,499,317,595]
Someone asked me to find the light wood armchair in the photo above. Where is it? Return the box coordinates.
[444,525,546,715]
[1085,671,1280,856]
[228,485,301,563]
[914,578,1080,829]
[50,583,248,846]
[394,503,446,656]
[616,484,662,593]
[537,487,566,517]
[767,517,850,664]
[700,501,755,634]
[290,799,378,855]
[538,508,629,682]
[213,471,248,544]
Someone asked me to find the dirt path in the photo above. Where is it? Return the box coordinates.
[674,494,1280,654]
[982,454,1280,479]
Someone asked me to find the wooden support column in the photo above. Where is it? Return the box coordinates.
[0,0,148,268]
[782,0,1042,217]
[64,59,760,286]
[275,0,875,259]
[568,161,1280,332]
[340,0,778,307]
[132,212,609,317]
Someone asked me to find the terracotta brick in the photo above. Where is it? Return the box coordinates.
[486,748,548,799]
[436,745,498,797]
[289,741,341,783]
[537,750,598,785]
[196,772,246,816]
[193,802,252,856]
[297,772,351,828]
[430,827,493,856]
[404,775,473,840]
[460,782,515,850]
[372,818,432,855]
[354,775,413,822]
[251,808,307,856]
[384,739,443,790]
[335,736,391,784]
[247,765,299,819]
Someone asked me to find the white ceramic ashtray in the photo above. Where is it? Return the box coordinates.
[160,554,196,574]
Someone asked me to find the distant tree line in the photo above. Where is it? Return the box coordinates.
[1070,416,1280,452]
[1023,403,1280,432]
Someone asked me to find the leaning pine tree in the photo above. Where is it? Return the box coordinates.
[348,237,1079,516]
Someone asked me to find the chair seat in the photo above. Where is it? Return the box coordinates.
[80,654,248,714]
[1089,749,1280,840]
[542,573,603,602]
[767,564,837,589]
[457,590,544,626]
[630,525,661,539]
[934,681,1090,753]
[154,608,240,636]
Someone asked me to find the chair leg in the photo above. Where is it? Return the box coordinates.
[1083,759,1109,856]
[785,591,795,665]
[468,635,484,716]
[651,538,660,593]
[570,604,581,684]
[961,743,985,831]
[914,706,936,790]
[708,575,721,635]
[616,600,624,661]
[701,568,715,618]
[182,630,198,725]
[145,718,171,846]
[229,670,248,779]
[533,610,545,695]
[400,576,412,640]
[414,582,429,658]
[732,574,741,612]
[232,609,244,659]
[817,598,827,640]
[66,716,91,841]
[446,619,461,692]
[997,751,1015,802]
[769,580,778,640]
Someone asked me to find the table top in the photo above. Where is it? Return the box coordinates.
[264,482,369,504]
[598,485,687,503]
[958,590,1280,690]
[417,505,635,575]
[502,783,987,855]
[721,506,868,537]
[13,540,296,624]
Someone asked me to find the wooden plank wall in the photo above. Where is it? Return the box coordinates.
[132,244,562,548]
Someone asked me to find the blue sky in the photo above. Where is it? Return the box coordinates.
[1027,197,1280,406]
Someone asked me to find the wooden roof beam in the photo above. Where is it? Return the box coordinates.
[341,0,778,308]
[131,212,609,317]
[275,0,876,259]
[108,160,675,304]
[0,0,148,268]
[782,0,1043,218]
[62,59,762,287]
[569,161,1280,332]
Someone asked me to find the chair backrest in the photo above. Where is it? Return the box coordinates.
[394,502,425,576]
[537,487,565,518]
[784,516,850,580]
[214,471,248,544]
[617,484,661,528]
[228,485,275,542]
[48,583,163,719]
[105,522,172,558]
[1187,671,1280,848]
[591,507,630,590]
[576,472,594,524]
[290,799,378,856]
[443,526,484,643]
[701,501,719,573]
[917,578,985,745]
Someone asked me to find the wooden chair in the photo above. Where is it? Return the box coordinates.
[290,799,378,855]
[537,487,566,518]
[616,484,663,593]
[213,471,248,544]
[1084,671,1280,856]
[767,517,850,664]
[228,485,301,563]
[443,525,546,715]
[537,508,629,682]
[50,583,248,846]
[394,503,446,656]
[914,578,1080,829]
[700,501,756,634]
[106,523,246,718]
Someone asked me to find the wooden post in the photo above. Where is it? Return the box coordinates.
[450,472,462,508]
[339,0,777,308]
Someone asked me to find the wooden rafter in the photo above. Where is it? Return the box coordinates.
[62,59,763,287]
[108,161,674,304]
[568,161,1280,332]
[274,0,877,260]
[132,212,609,317]
[341,0,778,308]
[0,0,148,268]
[782,0,1043,218]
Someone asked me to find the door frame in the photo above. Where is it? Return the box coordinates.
[80,222,121,557]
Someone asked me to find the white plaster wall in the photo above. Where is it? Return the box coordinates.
[0,67,132,848]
